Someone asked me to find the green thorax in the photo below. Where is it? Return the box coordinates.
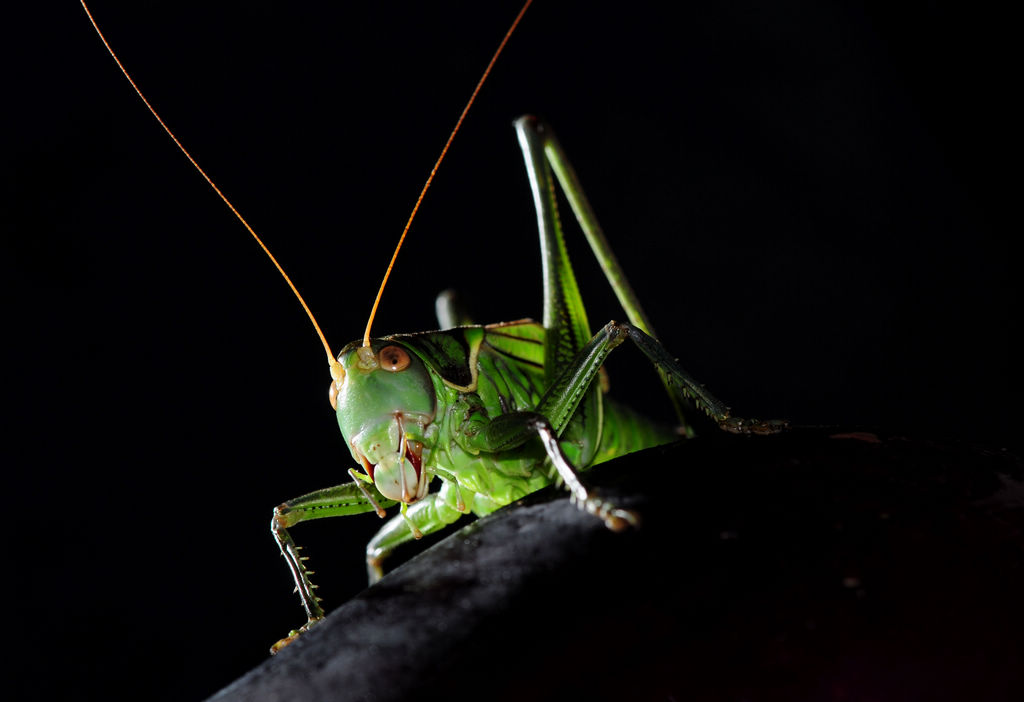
[389,322,676,515]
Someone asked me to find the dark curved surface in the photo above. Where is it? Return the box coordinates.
[208,429,1024,701]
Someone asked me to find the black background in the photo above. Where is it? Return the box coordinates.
[5,1,1017,699]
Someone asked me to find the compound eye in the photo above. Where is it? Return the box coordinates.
[328,361,346,410]
[329,379,340,410]
[379,345,411,372]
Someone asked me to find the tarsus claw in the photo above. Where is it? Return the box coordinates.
[269,617,323,655]
[604,508,640,531]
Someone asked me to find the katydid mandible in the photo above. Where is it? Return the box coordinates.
[81,0,784,655]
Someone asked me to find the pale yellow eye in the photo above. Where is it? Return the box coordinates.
[329,379,340,410]
[379,345,411,372]
[328,359,346,410]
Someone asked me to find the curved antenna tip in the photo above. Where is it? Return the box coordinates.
[362,0,533,344]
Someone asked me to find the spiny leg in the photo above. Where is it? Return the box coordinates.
[460,320,785,530]
[530,415,639,530]
[458,321,654,529]
[459,408,638,531]
[269,478,396,653]
[458,316,644,530]
[612,321,788,433]
[531,316,785,434]
[269,527,321,654]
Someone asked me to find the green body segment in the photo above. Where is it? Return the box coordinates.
[376,323,678,520]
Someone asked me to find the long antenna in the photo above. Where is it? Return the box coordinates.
[82,0,532,376]
[80,1,345,380]
[361,0,534,347]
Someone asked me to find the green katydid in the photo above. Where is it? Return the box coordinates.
[81,0,784,655]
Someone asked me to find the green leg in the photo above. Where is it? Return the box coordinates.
[515,115,698,432]
[514,116,661,343]
[516,117,788,436]
[365,484,469,582]
[457,322,653,530]
[460,321,784,530]
[269,474,396,653]
[612,322,787,433]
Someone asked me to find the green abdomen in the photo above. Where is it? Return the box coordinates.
[592,398,678,466]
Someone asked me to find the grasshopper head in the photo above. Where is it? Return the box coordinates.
[330,340,436,504]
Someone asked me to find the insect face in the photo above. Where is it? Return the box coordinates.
[333,341,437,503]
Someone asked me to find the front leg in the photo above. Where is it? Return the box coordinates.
[269,477,396,653]
[366,484,470,583]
